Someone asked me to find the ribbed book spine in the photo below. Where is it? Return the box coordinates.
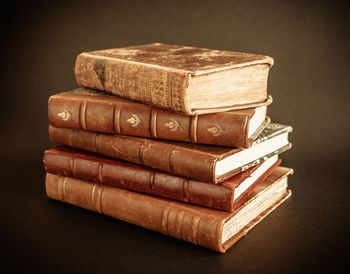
[45,166,293,253]
[49,126,217,183]
[75,53,191,113]
[43,147,282,211]
[48,89,258,148]
[46,173,223,251]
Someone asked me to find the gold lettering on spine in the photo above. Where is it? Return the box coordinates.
[57,109,71,121]
[127,114,141,127]
[207,124,224,137]
[165,119,179,132]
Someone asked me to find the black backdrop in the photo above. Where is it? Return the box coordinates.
[1,1,349,273]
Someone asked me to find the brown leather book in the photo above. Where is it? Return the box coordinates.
[48,88,271,148]
[49,123,292,183]
[45,166,293,253]
[74,43,274,115]
[43,146,281,211]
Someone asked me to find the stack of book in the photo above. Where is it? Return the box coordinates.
[43,43,293,253]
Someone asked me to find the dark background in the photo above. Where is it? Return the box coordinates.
[1,0,349,273]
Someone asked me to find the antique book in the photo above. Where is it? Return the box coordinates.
[74,43,274,115]
[48,88,271,148]
[45,166,293,253]
[49,123,292,183]
[43,146,281,211]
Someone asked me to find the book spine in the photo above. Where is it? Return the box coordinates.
[74,53,191,114]
[48,94,251,148]
[43,150,234,211]
[45,173,224,252]
[49,126,217,183]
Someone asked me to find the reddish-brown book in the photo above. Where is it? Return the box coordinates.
[45,166,293,253]
[49,123,292,183]
[48,88,270,148]
[74,43,274,115]
[43,146,281,211]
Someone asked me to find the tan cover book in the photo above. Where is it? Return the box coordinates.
[74,43,274,115]
[46,166,293,253]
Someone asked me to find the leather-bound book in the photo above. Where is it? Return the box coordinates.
[43,146,281,211]
[74,43,274,115]
[45,166,293,253]
[48,88,270,148]
[49,123,292,183]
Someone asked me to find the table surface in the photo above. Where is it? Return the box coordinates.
[1,1,349,273]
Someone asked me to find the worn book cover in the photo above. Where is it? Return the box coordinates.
[75,43,274,114]
[45,166,293,253]
[43,146,281,211]
[49,123,292,183]
[48,88,271,148]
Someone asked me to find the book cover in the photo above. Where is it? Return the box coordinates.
[45,166,293,253]
[48,88,271,148]
[49,123,292,183]
[43,146,281,211]
[74,43,274,114]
